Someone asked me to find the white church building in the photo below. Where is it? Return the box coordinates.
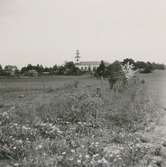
[75,61,101,71]
[74,50,109,71]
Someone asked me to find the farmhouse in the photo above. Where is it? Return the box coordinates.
[4,65,18,76]
[27,70,38,77]
[75,61,109,71]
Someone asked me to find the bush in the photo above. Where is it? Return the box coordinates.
[108,61,127,90]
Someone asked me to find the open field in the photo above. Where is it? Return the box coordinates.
[0,71,165,167]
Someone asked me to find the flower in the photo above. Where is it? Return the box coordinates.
[71,149,75,153]
[77,159,81,163]
[36,144,43,150]
[85,154,90,159]
[62,152,66,155]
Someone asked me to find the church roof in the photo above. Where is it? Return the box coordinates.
[76,61,110,66]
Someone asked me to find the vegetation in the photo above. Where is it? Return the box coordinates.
[0,71,162,166]
[0,58,165,166]
[20,62,81,76]
[94,59,165,83]
[0,58,165,77]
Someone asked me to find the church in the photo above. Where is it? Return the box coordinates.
[75,61,101,71]
[74,50,109,71]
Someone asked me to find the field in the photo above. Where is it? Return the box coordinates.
[0,71,165,167]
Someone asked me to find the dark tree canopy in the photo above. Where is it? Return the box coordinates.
[122,58,135,66]
[95,60,106,78]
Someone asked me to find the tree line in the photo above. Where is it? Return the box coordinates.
[95,59,166,91]
[0,58,165,77]
[95,58,165,78]
[0,62,82,76]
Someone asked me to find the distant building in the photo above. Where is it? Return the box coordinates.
[42,72,50,75]
[27,70,38,77]
[74,50,109,71]
[4,65,18,76]
[75,61,109,71]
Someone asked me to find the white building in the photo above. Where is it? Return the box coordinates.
[75,61,109,71]
[74,50,109,71]
[4,65,18,76]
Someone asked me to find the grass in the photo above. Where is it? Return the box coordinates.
[0,72,162,166]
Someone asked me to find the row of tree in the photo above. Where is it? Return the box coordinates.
[122,58,165,72]
[0,62,82,76]
[95,59,165,78]
[20,62,82,76]
[0,58,165,77]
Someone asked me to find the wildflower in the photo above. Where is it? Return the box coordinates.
[14,163,19,167]
[57,129,63,135]
[101,157,108,164]
[36,144,43,150]
[77,159,81,163]
[81,145,85,148]
[90,159,95,165]
[69,157,74,161]
[98,159,102,163]
[62,152,66,155]
[49,123,53,126]
[22,125,30,130]
[93,154,99,158]
[13,123,18,126]
[85,154,90,159]
[71,149,75,153]
[57,155,63,161]
[95,142,99,146]
[2,112,8,116]
[17,140,23,144]
[13,146,17,150]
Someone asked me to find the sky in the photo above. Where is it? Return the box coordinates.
[1,0,166,68]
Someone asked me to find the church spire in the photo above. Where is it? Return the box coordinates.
[75,49,80,63]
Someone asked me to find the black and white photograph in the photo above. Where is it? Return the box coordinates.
[0,0,166,166]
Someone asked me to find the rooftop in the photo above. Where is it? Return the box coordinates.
[75,61,110,66]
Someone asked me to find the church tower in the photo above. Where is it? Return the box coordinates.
[75,49,80,64]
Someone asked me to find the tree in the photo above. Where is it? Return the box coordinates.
[27,64,33,71]
[135,61,154,73]
[0,65,3,73]
[0,65,2,71]
[95,61,106,78]
[52,65,58,74]
[135,61,146,69]
[57,66,65,75]
[122,58,135,66]
[141,62,154,73]
[108,61,126,89]
[64,62,80,75]
[36,64,44,74]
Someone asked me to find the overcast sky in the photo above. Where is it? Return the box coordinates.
[1,0,166,67]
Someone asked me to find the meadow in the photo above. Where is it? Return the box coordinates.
[0,71,165,167]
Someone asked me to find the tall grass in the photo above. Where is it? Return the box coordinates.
[0,76,158,166]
